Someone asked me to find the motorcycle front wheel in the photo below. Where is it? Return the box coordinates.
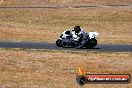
[86,38,97,49]
[56,39,63,47]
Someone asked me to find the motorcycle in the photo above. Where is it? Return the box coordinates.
[56,31,99,49]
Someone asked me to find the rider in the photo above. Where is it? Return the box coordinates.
[72,25,88,48]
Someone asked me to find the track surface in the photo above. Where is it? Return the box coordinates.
[0,41,132,52]
[0,4,131,9]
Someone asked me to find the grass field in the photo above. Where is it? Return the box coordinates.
[0,0,132,6]
[0,7,132,44]
[0,1,132,88]
[0,48,132,88]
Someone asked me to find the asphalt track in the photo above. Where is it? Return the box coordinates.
[0,41,132,52]
[0,4,131,9]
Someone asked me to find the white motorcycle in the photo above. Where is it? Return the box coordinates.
[87,32,99,48]
[56,31,99,49]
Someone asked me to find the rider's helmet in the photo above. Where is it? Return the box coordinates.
[74,25,81,34]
